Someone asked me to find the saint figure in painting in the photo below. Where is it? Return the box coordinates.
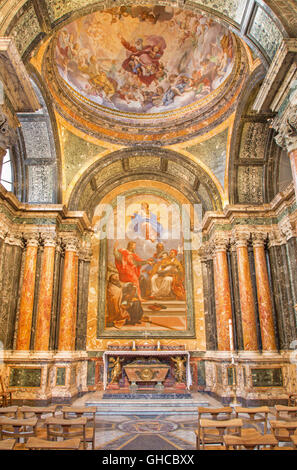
[106,273,130,328]
[150,249,185,300]
[114,240,152,299]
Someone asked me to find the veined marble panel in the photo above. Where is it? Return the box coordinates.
[186,129,228,188]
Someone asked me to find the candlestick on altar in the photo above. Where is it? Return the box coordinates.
[229,319,239,406]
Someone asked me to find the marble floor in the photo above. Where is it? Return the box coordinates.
[72,391,223,450]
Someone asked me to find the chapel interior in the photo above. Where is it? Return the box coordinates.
[0,0,297,451]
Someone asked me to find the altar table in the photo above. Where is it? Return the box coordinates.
[102,350,192,390]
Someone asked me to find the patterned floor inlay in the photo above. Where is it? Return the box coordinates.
[95,414,196,450]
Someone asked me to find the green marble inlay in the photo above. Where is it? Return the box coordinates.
[70,366,77,385]
[56,367,66,386]
[63,129,106,187]
[251,368,283,387]
[186,129,228,189]
[87,360,96,386]
[197,361,206,386]
[9,368,41,387]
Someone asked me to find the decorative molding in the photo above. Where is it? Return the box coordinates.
[0,38,40,112]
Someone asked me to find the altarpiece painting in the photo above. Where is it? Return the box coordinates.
[95,190,196,338]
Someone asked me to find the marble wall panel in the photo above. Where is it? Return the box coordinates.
[6,4,41,56]
[62,130,106,187]
[186,129,228,189]
[195,0,247,24]
[21,121,53,160]
[249,5,283,60]
[27,164,55,203]
[46,0,100,22]
[237,166,264,204]
[9,367,42,387]
[239,122,270,161]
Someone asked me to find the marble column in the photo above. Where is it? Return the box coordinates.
[253,234,277,351]
[58,237,79,351]
[213,238,233,351]
[34,233,57,351]
[16,234,39,350]
[234,233,258,351]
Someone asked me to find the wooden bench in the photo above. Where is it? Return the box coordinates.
[275,405,297,421]
[0,406,18,418]
[234,406,270,433]
[195,407,233,450]
[199,418,243,450]
[26,436,81,450]
[0,417,38,442]
[223,429,278,450]
[61,406,97,450]
[45,416,88,450]
[270,420,297,444]
[0,439,17,450]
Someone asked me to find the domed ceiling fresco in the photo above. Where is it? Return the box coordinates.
[42,4,249,144]
[54,6,235,117]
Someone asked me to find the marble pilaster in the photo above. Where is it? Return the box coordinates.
[234,233,258,351]
[16,234,39,350]
[0,231,23,349]
[253,234,277,351]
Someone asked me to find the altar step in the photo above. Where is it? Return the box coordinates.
[84,397,209,415]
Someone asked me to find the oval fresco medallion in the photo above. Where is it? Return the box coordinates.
[54,5,235,120]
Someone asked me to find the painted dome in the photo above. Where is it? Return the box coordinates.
[53,6,235,119]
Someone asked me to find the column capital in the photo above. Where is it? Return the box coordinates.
[23,232,40,248]
[252,232,267,248]
[197,243,212,262]
[4,231,23,248]
[273,103,297,153]
[267,230,286,248]
[279,217,296,241]
[211,234,230,253]
[231,230,251,248]
[40,231,57,248]
[62,235,80,253]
